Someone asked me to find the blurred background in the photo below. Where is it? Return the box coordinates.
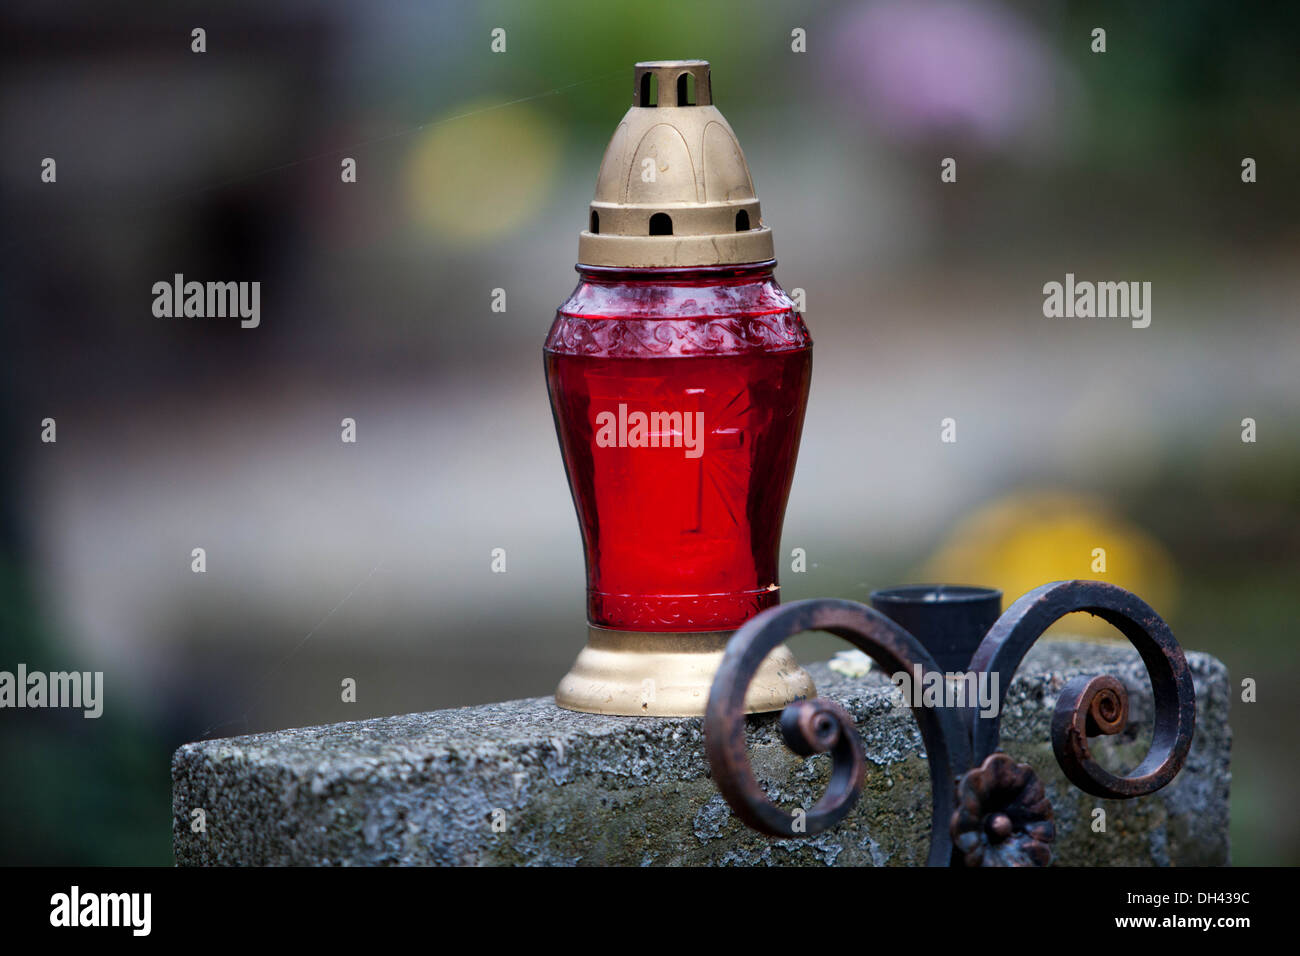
[1,0,1297,865]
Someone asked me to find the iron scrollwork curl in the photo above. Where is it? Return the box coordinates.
[702,599,970,867]
[968,580,1196,799]
[703,580,1198,866]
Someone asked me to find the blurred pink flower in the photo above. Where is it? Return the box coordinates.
[828,0,1067,149]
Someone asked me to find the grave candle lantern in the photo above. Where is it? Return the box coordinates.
[545,60,816,715]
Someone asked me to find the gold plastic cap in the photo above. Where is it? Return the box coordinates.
[578,60,774,268]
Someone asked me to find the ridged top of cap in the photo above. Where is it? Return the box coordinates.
[577,60,774,268]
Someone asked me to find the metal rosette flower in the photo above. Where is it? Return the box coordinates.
[951,753,1055,867]
[703,598,971,867]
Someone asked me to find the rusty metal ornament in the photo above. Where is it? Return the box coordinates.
[951,753,1055,867]
[702,599,971,867]
[703,579,1197,867]
[969,580,1196,799]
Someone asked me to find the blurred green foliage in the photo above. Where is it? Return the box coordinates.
[0,562,173,864]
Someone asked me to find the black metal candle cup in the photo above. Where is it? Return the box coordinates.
[870,585,1002,674]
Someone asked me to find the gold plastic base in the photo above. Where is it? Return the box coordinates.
[555,625,816,717]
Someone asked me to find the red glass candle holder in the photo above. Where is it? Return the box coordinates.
[547,61,816,715]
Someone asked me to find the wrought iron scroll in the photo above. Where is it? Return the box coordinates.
[702,580,1197,866]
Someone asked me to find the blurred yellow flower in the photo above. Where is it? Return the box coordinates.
[921,491,1179,641]
[405,100,562,242]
